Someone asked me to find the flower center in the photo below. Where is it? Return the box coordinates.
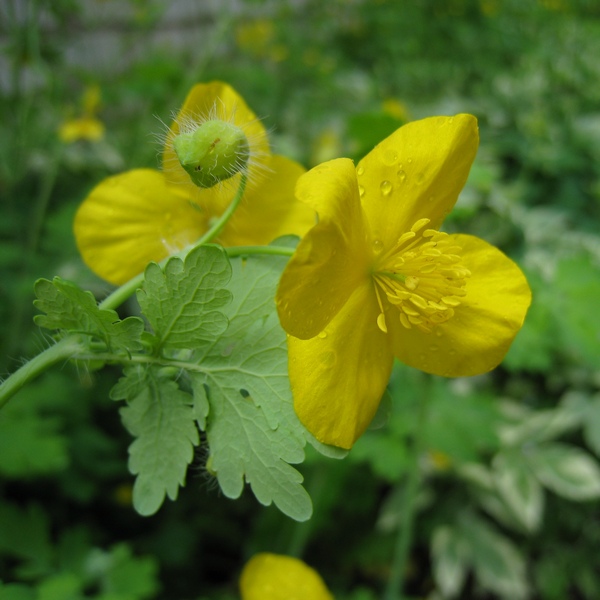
[372,218,470,334]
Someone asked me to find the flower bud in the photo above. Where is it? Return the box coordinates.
[173,119,250,189]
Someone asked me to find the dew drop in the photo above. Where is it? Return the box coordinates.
[358,185,365,197]
[380,180,393,196]
[408,158,413,164]
[318,331,327,339]
[429,345,439,352]
[357,165,365,176]
[372,239,384,254]
[435,329,443,337]
[397,170,407,183]
[323,350,337,366]
[383,149,398,166]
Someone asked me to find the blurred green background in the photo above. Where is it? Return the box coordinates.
[2,0,600,598]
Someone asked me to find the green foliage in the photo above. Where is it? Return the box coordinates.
[34,278,144,353]
[189,254,317,521]
[3,0,600,597]
[109,246,333,521]
[112,366,199,516]
[137,244,232,350]
[0,501,159,599]
[0,373,69,478]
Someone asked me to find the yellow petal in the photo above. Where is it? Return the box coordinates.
[277,158,371,339]
[288,280,394,449]
[358,115,479,250]
[388,234,532,377]
[162,81,270,199]
[74,169,207,285]
[240,553,333,600]
[217,155,314,246]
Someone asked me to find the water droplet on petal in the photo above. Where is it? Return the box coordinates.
[372,239,384,254]
[323,350,337,366]
[382,149,398,166]
[318,331,327,339]
[397,170,407,183]
[358,185,365,197]
[380,180,393,196]
[357,165,365,176]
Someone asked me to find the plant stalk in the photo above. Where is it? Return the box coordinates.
[384,380,430,600]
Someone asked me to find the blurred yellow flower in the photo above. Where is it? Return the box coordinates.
[310,127,343,166]
[74,82,314,285]
[429,450,453,471]
[59,84,105,143]
[236,19,288,62]
[240,553,333,600]
[277,115,531,449]
[382,98,409,122]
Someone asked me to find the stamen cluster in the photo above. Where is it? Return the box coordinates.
[373,218,471,333]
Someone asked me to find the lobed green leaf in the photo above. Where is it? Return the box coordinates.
[137,244,232,351]
[189,254,320,521]
[34,277,144,354]
[112,365,199,516]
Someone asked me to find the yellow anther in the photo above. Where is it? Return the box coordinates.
[377,313,388,333]
[411,218,431,233]
[405,276,420,290]
[372,218,470,334]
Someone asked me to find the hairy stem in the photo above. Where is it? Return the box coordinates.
[99,174,248,312]
[0,336,86,410]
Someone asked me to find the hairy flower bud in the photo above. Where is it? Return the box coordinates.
[173,119,250,189]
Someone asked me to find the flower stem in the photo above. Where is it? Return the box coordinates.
[226,245,295,259]
[0,336,86,410]
[99,174,248,311]
[383,380,430,600]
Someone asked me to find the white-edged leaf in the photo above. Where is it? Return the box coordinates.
[458,512,528,600]
[582,395,600,457]
[492,450,544,532]
[526,442,600,501]
[431,526,470,598]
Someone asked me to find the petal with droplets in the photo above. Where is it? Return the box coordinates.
[277,158,371,340]
[388,234,532,377]
[358,115,479,251]
[288,280,393,449]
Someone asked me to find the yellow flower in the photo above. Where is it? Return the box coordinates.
[240,553,333,600]
[59,84,105,143]
[276,115,532,449]
[74,82,314,285]
[59,116,105,143]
